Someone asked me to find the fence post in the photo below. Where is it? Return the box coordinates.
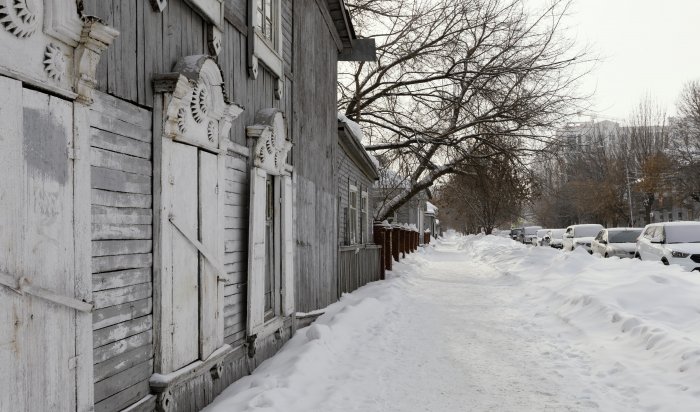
[385,224,393,270]
[424,229,431,244]
[373,221,386,280]
[401,225,408,257]
[392,224,401,262]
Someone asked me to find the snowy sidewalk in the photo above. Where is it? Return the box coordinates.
[205,235,700,412]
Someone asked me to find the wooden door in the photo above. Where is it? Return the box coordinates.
[0,77,78,411]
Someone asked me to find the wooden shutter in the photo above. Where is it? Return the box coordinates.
[169,142,200,370]
[247,167,267,335]
[0,79,79,411]
[281,174,295,316]
[198,150,221,359]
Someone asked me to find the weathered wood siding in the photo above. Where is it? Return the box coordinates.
[336,140,375,246]
[292,0,340,312]
[83,0,208,107]
[337,245,382,296]
[90,91,154,412]
[223,153,249,346]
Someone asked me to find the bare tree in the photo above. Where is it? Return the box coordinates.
[434,149,530,234]
[620,96,670,221]
[669,81,700,204]
[340,0,592,221]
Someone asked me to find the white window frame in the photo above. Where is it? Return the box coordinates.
[249,0,283,90]
[246,109,294,341]
[349,185,359,245]
[360,191,368,244]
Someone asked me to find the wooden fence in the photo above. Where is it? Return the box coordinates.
[337,245,383,297]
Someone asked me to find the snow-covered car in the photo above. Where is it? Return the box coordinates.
[562,224,604,252]
[522,226,543,244]
[544,228,566,248]
[591,227,643,258]
[510,228,523,241]
[532,229,549,246]
[636,222,700,271]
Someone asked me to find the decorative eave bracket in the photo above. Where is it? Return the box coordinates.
[74,17,119,104]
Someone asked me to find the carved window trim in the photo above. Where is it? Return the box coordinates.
[184,0,224,27]
[248,0,283,97]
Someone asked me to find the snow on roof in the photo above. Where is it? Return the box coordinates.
[338,112,364,141]
[426,201,438,214]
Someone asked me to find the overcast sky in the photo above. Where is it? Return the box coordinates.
[555,0,700,122]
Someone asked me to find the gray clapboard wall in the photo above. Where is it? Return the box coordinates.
[336,142,375,246]
[223,153,249,345]
[292,0,340,312]
[90,90,154,412]
[83,0,208,107]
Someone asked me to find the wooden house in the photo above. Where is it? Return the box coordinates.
[424,201,440,240]
[0,0,373,411]
[336,114,382,295]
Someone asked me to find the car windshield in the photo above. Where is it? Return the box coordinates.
[575,226,602,237]
[549,229,565,239]
[665,225,700,243]
[609,230,642,243]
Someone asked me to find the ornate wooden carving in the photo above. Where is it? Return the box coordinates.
[156,55,244,151]
[43,42,66,81]
[74,17,119,104]
[246,109,292,175]
[0,0,40,38]
[151,0,167,12]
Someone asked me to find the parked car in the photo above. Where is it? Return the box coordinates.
[533,229,549,246]
[591,228,643,258]
[510,228,523,242]
[562,224,605,252]
[636,222,700,271]
[522,226,543,244]
[545,228,566,248]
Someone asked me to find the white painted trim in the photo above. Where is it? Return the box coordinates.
[281,174,295,316]
[44,0,84,46]
[184,0,224,27]
[247,167,268,336]
[73,101,95,412]
[248,0,283,97]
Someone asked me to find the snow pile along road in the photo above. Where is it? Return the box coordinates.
[205,234,700,411]
[458,235,700,409]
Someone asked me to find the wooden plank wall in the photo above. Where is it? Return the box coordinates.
[83,0,208,107]
[292,0,340,312]
[223,153,249,346]
[336,139,375,246]
[89,91,154,412]
[337,245,382,296]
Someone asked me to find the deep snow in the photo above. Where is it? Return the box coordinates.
[204,234,700,411]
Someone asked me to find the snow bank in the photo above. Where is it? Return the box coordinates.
[457,235,700,407]
[203,275,405,412]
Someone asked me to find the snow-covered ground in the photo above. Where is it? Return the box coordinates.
[204,234,700,411]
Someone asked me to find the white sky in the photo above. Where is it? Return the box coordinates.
[544,0,700,122]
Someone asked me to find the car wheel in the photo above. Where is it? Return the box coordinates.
[635,253,641,260]
[661,257,669,266]
[604,253,609,258]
